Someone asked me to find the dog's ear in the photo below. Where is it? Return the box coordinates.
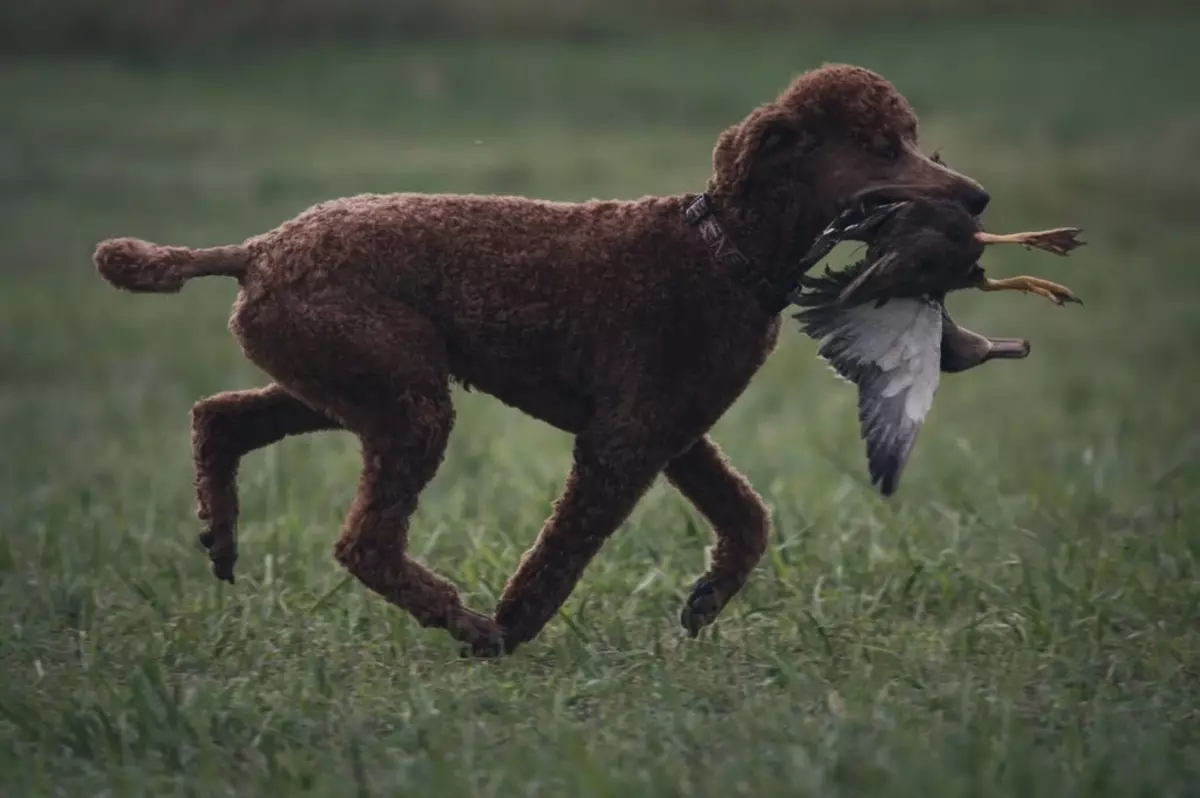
[750,113,805,159]
[712,108,813,196]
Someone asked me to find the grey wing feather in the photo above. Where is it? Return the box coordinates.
[796,297,944,496]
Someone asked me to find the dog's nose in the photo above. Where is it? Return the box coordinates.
[963,186,991,216]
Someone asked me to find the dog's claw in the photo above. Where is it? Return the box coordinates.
[680,577,725,637]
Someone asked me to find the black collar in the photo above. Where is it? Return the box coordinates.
[684,193,791,314]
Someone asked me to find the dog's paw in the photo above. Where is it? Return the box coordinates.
[198,529,237,584]
[211,556,236,585]
[451,610,509,658]
[680,576,726,637]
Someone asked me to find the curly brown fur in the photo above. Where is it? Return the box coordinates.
[95,237,250,293]
[94,64,990,655]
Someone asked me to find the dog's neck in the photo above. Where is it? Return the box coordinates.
[684,192,827,314]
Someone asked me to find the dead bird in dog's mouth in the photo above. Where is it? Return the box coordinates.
[787,197,1085,496]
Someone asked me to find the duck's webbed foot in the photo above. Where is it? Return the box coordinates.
[974,228,1085,256]
[978,275,1082,306]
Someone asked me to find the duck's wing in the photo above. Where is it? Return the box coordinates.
[790,248,911,309]
[835,251,905,305]
[796,296,944,496]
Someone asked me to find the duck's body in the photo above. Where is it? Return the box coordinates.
[789,197,1083,495]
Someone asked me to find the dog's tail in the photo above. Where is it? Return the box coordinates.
[94,237,252,294]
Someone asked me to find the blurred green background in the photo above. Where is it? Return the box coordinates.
[1,2,1198,796]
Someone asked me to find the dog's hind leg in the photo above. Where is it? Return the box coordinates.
[192,384,339,583]
[665,435,771,637]
[237,297,504,655]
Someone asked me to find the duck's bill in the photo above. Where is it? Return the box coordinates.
[985,337,1032,359]
[938,308,1033,374]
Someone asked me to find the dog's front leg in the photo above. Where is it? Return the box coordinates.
[665,435,771,636]
[492,426,673,652]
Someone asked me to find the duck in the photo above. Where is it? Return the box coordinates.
[787,197,1084,496]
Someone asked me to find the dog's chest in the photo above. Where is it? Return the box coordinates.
[648,311,781,423]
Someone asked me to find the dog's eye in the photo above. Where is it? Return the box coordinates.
[878,143,900,162]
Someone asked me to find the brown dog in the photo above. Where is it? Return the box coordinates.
[93,64,989,655]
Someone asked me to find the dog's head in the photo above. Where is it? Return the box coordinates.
[709,64,989,235]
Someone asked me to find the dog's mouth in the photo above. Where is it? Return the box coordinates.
[849,185,912,209]
[828,181,992,248]
[845,183,987,228]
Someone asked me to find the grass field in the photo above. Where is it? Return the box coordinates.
[2,14,1199,796]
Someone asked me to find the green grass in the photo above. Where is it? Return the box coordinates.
[2,15,1199,797]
